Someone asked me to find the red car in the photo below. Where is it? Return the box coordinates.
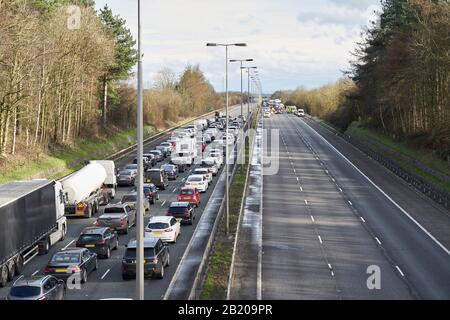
[177,187,201,207]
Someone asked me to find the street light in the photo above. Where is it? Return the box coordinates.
[136,0,144,301]
[206,42,247,235]
[230,59,253,173]
[241,66,257,116]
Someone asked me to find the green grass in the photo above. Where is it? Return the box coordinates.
[346,121,450,192]
[200,112,257,300]
[0,125,156,184]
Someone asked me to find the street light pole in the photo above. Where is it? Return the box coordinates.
[136,0,144,301]
[207,43,246,235]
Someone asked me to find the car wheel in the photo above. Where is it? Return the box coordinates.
[81,269,88,284]
[157,265,164,279]
[105,246,111,259]
[166,254,170,267]
[0,266,8,288]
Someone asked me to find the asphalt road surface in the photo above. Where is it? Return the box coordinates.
[240,112,450,300]
[0,104,252,300]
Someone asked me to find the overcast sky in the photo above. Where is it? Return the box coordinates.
[94,0,381,93]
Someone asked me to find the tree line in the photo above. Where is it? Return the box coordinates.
[0,0,226,160]
[274,0,449,160]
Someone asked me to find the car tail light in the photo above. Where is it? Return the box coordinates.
[95,220,100,226]
[96,239,106,245]
[44,267,52,273]
[69,266,81,273]
[38,296,48,300]
[120,218,126,226]
[164,228,173,232]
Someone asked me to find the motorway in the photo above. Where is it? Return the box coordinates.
[232,112,450,300]
[0,104,252,300]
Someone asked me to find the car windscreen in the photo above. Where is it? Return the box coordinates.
[119,170,132,176]
[187,176,202,182]
[121,195,136,202]
[104,207,125,214]
[143,187,152,194]
[180,189,194,195]
[79,234,102,242]
[194,170,207,174]
[168,207,187,215]
[10,286,41,297]
[161,165,174,171]
[147,222,169,230]
[51,252,80,264]
[124,248,155,259]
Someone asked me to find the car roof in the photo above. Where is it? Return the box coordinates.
[13,275,52,287]
[148,216,173,223]
[188,174,204,179]
[81,227,108,234]
[180,186,196,191]
[105,203,128,209]
[126,237,159,248]
[169,201,190,207]
[194,168,208,171]
[143,183,156,188]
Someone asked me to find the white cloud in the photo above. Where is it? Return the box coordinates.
[95,0,380,93]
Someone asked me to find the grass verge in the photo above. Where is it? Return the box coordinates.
[346,122,450,192]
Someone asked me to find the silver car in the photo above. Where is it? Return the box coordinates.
[120,192,150,212]
[7,276,65,300]
[96,203,136,234]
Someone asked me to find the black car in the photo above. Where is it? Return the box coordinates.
[143,183,159,204]
[45,248,98,284]
[122,237,170,280]
[76,227,119,259]
[161,164,178,180]
[148,150,163,162]
[7,276,65,300]
[117,169,136,186]
[144,168,169,190]
[144,153,157,166]
[167,201,195,225]
[133,157,151,170]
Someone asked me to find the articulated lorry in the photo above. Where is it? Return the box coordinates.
[0,180,67,287]
[61,162,109,218]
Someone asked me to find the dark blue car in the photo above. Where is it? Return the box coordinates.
[161,164,178,180]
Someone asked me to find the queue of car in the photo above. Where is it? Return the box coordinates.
[4,114,244,299]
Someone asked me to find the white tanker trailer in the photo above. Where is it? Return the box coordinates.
[61,163,109,218]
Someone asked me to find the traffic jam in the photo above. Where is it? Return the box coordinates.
[0,111,246,300]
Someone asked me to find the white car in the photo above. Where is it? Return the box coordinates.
[202,157,220,168]
[145,216,181,243]
[160,142,173,152]
[193,168,213,183]
[203,133,212,143]
[184,174,209,192]
[264,111,271,118]
[209,152,223,167]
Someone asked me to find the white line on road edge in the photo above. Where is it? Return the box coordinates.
[161,200,166,207]
[375,237,382,245]
[32,270,40,276]
[302,120,450,256]
[318,235,323,244]
[101,269,111,280]
[396,266,405,277]
[63,240,75,250]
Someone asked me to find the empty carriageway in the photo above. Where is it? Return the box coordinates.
[259,114,416,300]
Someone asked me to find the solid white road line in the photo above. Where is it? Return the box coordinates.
[301,120,450,256]
[101,269,111,280]
[396,265,405,277]
[63,239,75,250]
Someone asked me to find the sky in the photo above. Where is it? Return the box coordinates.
[94,0,381,94]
